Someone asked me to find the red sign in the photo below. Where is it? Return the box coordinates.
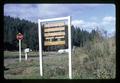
[16,33,23,40]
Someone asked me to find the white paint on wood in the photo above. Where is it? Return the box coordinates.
[40,17,68,22]
[68,16,72,79]
[38,20,43,76]
[25,53,27,60]
[19,40,21,62]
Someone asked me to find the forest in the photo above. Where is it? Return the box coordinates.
[4,16,104,51]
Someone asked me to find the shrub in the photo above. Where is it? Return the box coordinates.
[82,38,115,79]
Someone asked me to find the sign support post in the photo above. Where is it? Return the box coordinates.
[38,20,43,76]
[19,40,22,62]
[68,16,72,79]
[25,52,27,60]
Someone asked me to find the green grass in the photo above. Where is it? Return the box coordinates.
[4,51,39,58]
[4,37,116,79]
[4,54,69,79]
[4,51,54,59]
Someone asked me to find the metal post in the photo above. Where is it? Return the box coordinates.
[38,20,43,76]
[19,40,21,62]
[68,16,72,79]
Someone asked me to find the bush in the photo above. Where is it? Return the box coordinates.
[82,38,116,79]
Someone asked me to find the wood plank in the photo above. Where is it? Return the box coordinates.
[44,41,65,46]
[44,27,65,32]
[55,36,65,39]
[45,36,65,39]
[45,37,54,39]
[44,32,65,37]
[44,22,65,27]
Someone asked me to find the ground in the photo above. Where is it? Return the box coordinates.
[4,50,89,79]
[4,39,116,79]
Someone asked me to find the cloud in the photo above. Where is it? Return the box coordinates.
[102,16,115,25]
[101,16,115,35]
[72,16,115,34]
[72,20,85,26]
[103,16,115,22]
[72,20,99,30]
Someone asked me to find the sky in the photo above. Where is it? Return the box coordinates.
[4,4,115,36]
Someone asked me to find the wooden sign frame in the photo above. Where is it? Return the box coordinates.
[38,16,72,79]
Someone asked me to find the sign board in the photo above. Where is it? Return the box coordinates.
[38,16,72,79]
[44,22,65,46]
[16,33,24,40]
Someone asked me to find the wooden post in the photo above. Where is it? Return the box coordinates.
[19,40,21,62]
[38,19,43,76]
[25,52,27,60]
[68,16,72,79]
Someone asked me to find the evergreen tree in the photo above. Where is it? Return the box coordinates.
[4,15,104,51]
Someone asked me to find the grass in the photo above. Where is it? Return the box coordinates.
[4,51,39,59]
[4,37,116,79]
[4,52,69,79]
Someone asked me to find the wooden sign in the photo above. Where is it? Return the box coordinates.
[38,16,72,79]
[44,22,66,46]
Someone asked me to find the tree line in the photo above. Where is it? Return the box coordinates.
[4,16,103,51]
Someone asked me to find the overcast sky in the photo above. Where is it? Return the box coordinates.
[4,4,115,36]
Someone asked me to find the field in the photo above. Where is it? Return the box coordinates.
[4,38,116,79]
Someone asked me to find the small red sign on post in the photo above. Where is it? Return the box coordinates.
[16,33,23,62]
[16,33,23,40]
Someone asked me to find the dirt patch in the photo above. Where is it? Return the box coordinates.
[22,67,38,75]
[7,67,25,75]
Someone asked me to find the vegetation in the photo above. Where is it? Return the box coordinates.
[4,16,115,79]
[4,51,38,58]
[4,16,38,51]
[4,36,115,79]
[4,16,103,51]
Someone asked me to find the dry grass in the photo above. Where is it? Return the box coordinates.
[4,37,115,79]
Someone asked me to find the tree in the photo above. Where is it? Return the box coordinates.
[4,15,104,51]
